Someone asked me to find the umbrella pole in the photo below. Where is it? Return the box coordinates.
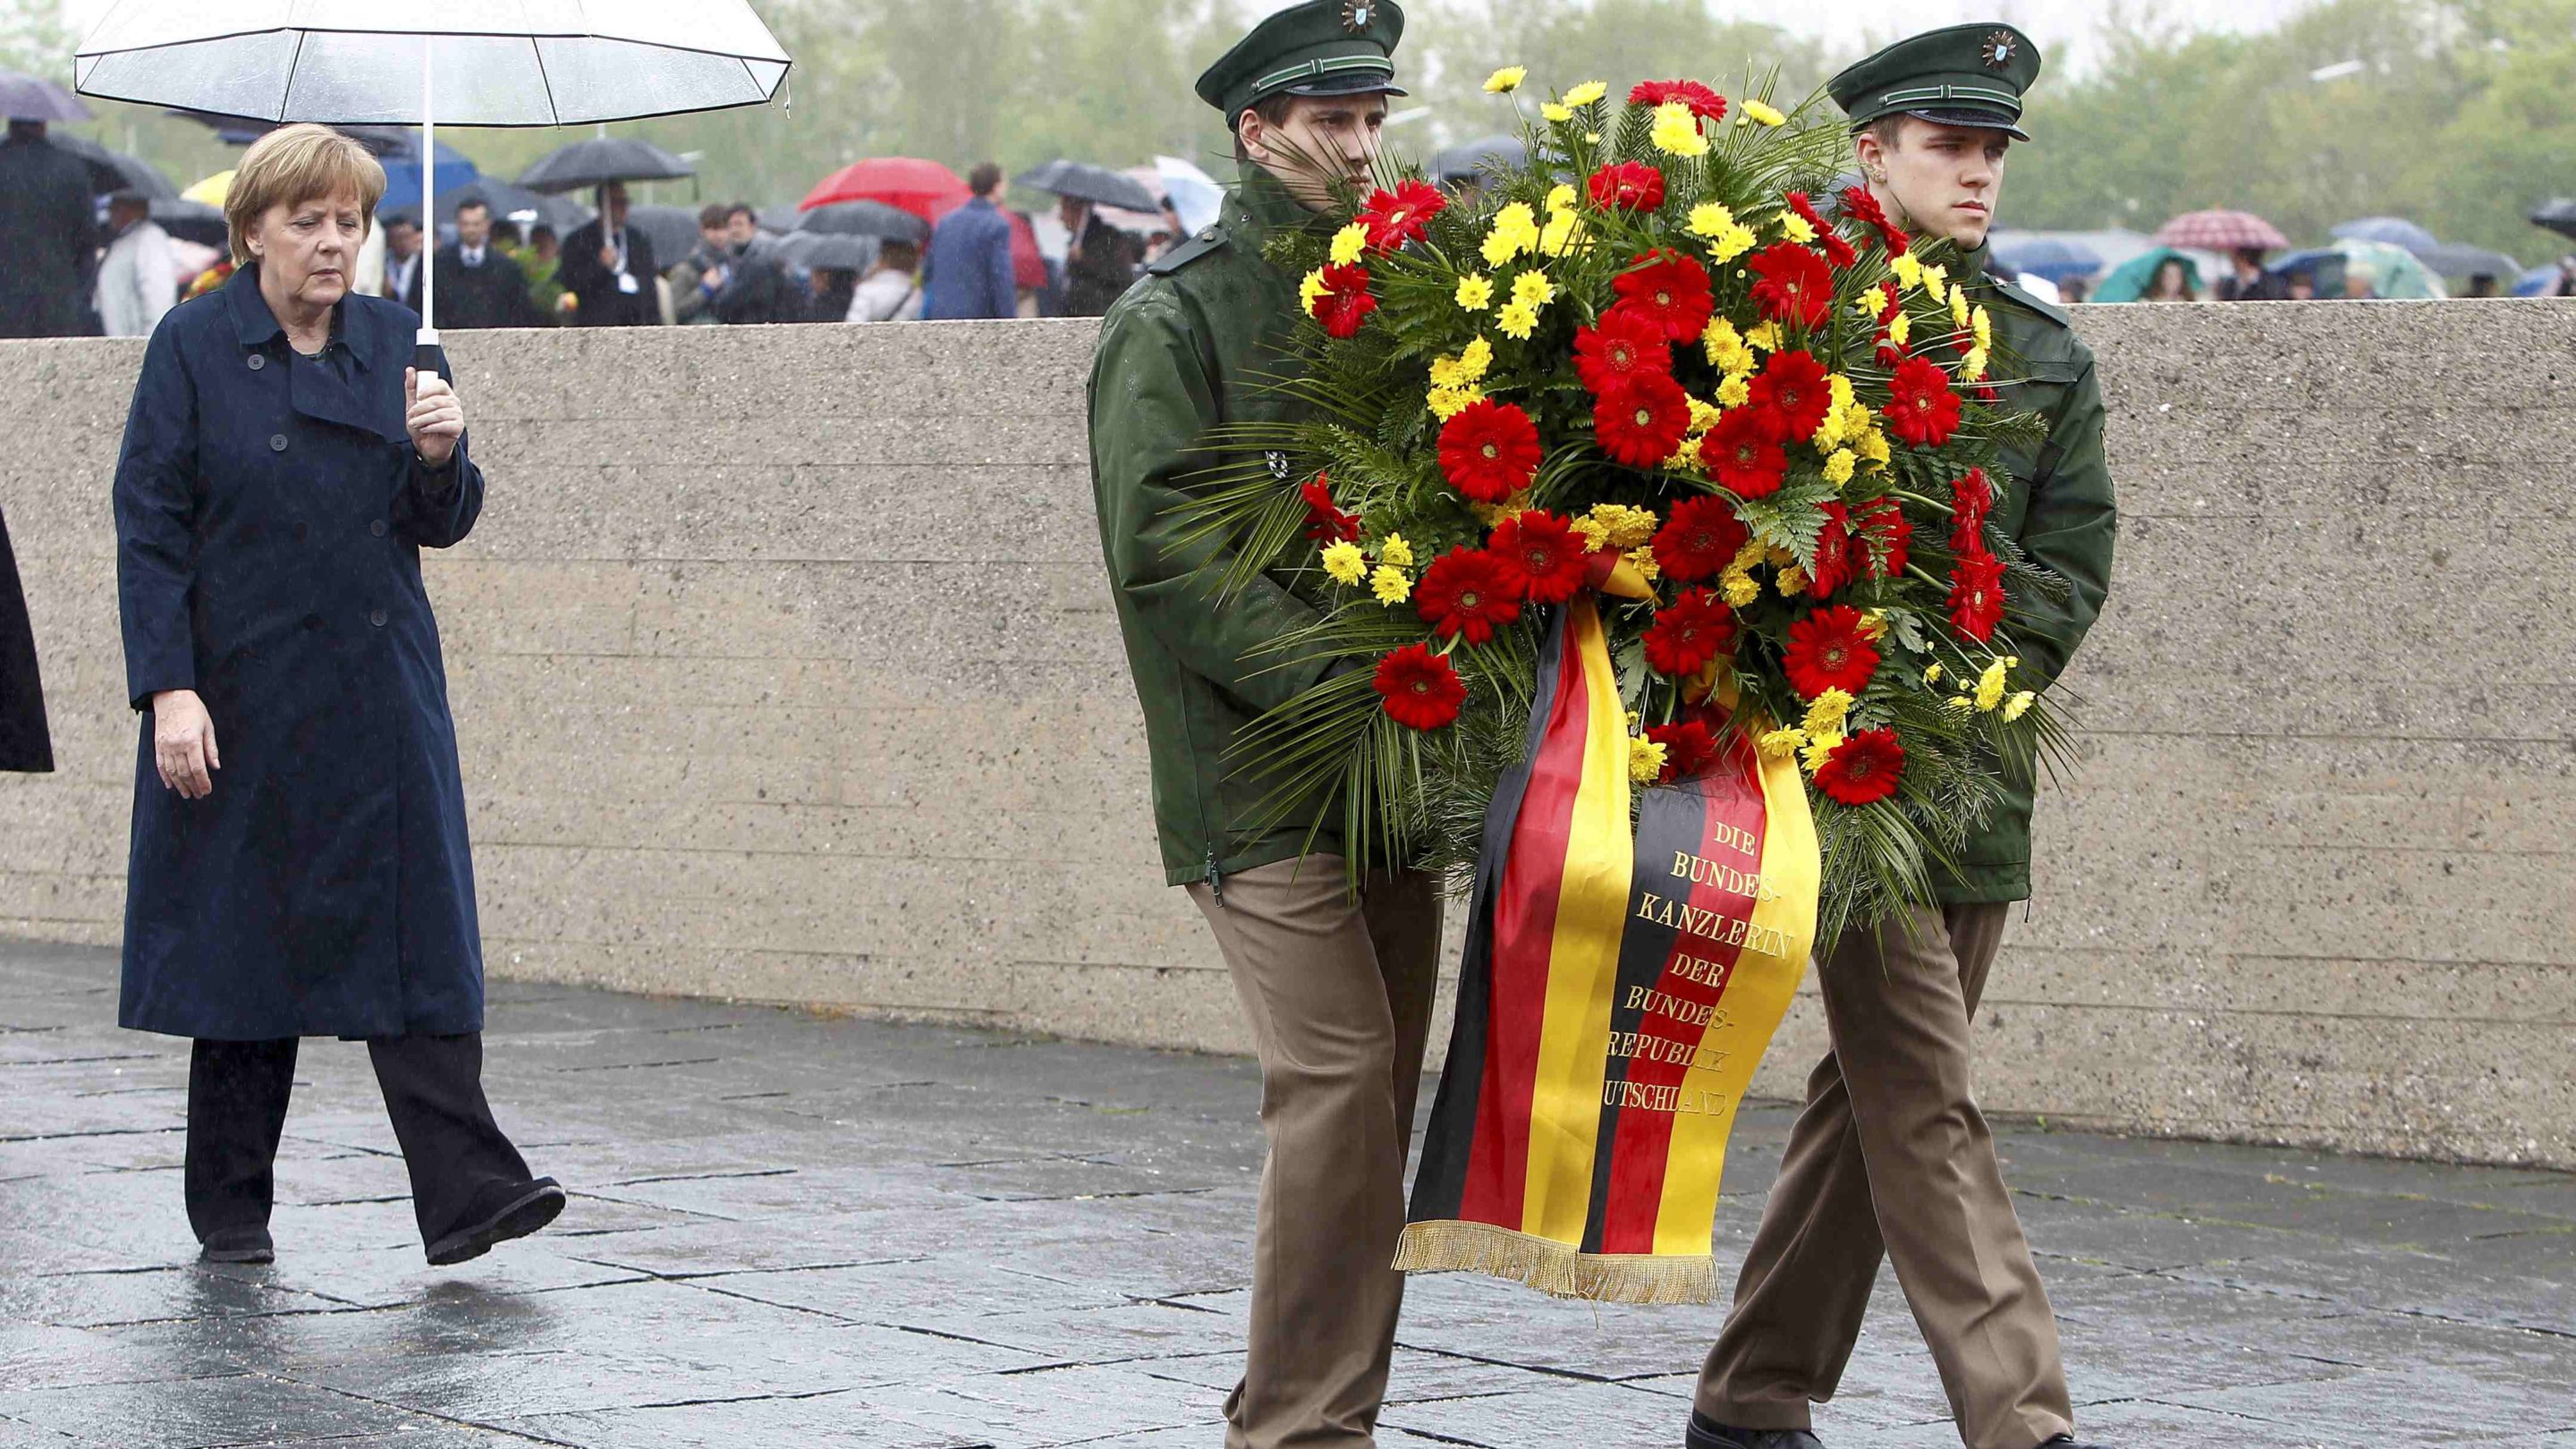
[417,35,441,369]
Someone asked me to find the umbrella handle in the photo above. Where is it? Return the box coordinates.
[413,335,449,384]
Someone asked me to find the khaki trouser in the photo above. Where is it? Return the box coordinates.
[1698,903,2074,1449]
[1188,857,1445,1449]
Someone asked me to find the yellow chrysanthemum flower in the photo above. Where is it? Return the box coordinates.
[2003,690,2036,722]
[1891,251,1923,290]
[1370,564,1412,606]
[1686,396,1723,436]
[1758,726,1809,759]
[1923,662,1945,684]
[1742,98,1787,126]
[1541,101,1575,123]
[1811,406,1848,450]
[1766,546,1797,568]
[1972,304,1993,352]
[1950,284,1971,329]
[1629,735,1669,784]
[1745,320,1782,352]
[1711,221,1758,264]
[1320,540,1367,586]
[1823,448,1857,486]
[1455,273,1495,311]
[1801,729,1844,775]
[1722,569,1762,608]
[1563,80,1608,106]
[1511,270,1555,309]
[1484,65,1527,94]
[1947,694,1975,710]
[1920,261,1949,298]
[1480,203,1539,267]
[1546,182,1578,214]
[1716,373,1752,408]
[1688,201,1736,239]
[1837,399,1873,436]
[1777,563,1809,596]
[1663,436,1703,472]
[1962,345,1989,382]
[1860,609,1888,640]
[1571,516,1610,552]
[1650,101,1708,157]
[1702,317,1754,374]
[1428,354,1465,389]
[1591,503,1658,551]
[1781,211,1817,243]
[1379,534,1415,569]
[1496,301,1541,339]
[1975,659,2010,711]
[1828,374,1856,413]
[1538,208,1585,257]
[1886,311,1912,348]
[1427,383,1485,421]
[1330,222,1368,267]
[1802,688,1853,734]
[1857,428,1891,468]
[1630,545,1661,581]
[1459,335,1494,379]
[1299,267,1329,318]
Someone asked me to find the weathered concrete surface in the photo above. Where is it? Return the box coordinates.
[1,302,2571,1167]
[3,938,2572,1448]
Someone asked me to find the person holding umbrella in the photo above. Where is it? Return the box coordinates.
[111,123,562,1267]
[0,108,100,339]
[1058,194,1143,317]
[558,181,659,326]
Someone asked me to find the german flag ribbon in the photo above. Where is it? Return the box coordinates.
[1397,595,1820,1303]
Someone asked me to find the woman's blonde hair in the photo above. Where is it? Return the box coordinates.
[225,123,387,267]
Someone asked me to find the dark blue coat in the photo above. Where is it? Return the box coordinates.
[920,197,1018,321]
[114,267,487,1040]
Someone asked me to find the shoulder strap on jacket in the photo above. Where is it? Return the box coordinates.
[1988,275,2074,330]
[1148,224,1231,276]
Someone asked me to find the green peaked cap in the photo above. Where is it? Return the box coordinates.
[1196,0,1407,125]
[1829,22,2042,141]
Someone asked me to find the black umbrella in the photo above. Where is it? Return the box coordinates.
[780,233,875,273]
[795,199,928,244]
[1013,159,1159,214]
[148,198,228,248]
[46,132,176,199]
[2416,242,2521,281]
[623,204,706,268]
[2529,199,2576,242]
[757,204,803,235]
[1433,134,1527,187]
[440,177,589,233]
[1,70,92,123]
[518,137,696,194]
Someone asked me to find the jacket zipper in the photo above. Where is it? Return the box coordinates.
[1205,849,1225,908]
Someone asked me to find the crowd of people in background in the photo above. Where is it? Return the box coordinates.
[7,112,2575,343]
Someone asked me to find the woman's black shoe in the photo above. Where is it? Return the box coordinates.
[199,1225,275,1265]
[424,1179,564,1266]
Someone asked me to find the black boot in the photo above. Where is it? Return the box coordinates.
[424,1177,565,1266]
[1688,1412,1823,1449]
[198,1224,275,1265]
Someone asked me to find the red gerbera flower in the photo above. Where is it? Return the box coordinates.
[1885,356,1963,447]
[1572,307,1674,394]
[1836,184,1911,256]
[1313,262,1377,339]
[1631,80,1727,122]
[1948,549,2006,642]
[1860,497,1913,579]
[1783,604,1881,699]
[1589,160,1666,212]
[1374,644,1466,731]
[1594,369,1693,469]
[1950,466,1996,548]
[1437,399,1542,503]
[1300,474,1360,544]
[1746,241,1834,330]
[1808,501,1856,599]
[1703,405,1789,499]
[1611,250,1716,342]
[1748,349,1833,440]
[1647,718,1721,783]
[1650,494,1750,584]
[1643,589,1739,679]
[1415,547,1527,644]
[1360,179,1447,251]
[1815,727,1906,805]
[1487,510,1590,605]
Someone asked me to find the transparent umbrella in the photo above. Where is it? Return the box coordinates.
[73,3,792,354]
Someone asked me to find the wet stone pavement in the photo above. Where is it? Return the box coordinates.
[1,939,2571,1449]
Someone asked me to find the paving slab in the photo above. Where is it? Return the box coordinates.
[3,938,2571,1448]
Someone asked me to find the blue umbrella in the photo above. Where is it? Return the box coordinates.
[1987,232,2105,283]
[2513,263,2567,298]
[2330,216,2438,251]
[2090,247,2203,303]
[377,139,477,220]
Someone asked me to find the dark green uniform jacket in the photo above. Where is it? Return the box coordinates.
[1089,165,1337,891]
[1946,242,2119,903]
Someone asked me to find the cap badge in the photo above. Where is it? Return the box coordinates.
[1341,0,1377,32]
[1980,30,2019,69]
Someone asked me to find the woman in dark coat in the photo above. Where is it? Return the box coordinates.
[113,124,560,1267]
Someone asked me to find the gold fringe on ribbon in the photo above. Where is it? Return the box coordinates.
[1393,1220,1716,1306]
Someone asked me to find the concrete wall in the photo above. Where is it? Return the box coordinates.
[3,303,2570,1168]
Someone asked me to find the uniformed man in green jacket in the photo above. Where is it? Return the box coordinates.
[1086,4,1444,1447]
[1686,25,2116,1449]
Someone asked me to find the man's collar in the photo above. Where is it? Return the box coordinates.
[1231,160,1329,243]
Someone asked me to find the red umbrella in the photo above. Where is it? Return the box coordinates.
[2154,209,2292,252]
[801,157,970,223]
[1004,208,1047,292]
